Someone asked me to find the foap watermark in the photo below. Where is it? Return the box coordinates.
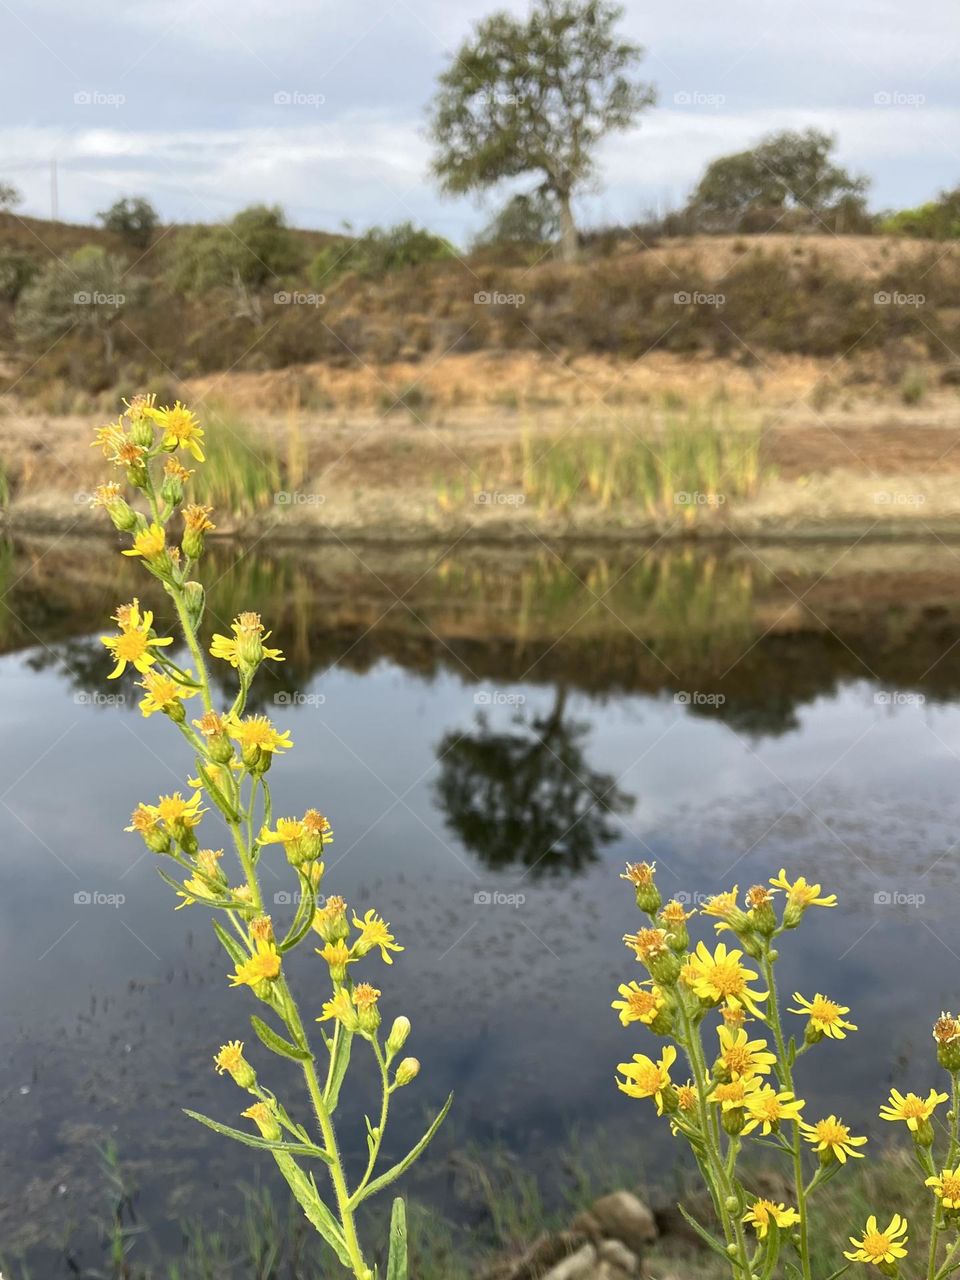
[673,90,726,109]
[474,889,526,909]
[874,290,925,307]
[874,889,925,907]
[74,890,126,908]
[475,490,525,507]
[275,490,326,506]
[273,90,326,107]
[674,890,714,908]
[274,290,325,307]
[74,89,125,108]
[873,490,926,506]
[477,90,526,106]
[874,691,925,707]
[674,290,725,308]
[274,691,326,708]
[474,290,525,307]
[74,290,125,307]
[474,689,526,707]
[874,90,926,107]
[275,889,328,906]
[674,690,726,707]
[74,690,125,708]
[675,490,726,507]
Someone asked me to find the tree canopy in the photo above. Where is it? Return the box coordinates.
[98,196,160,248]
[685,128,869,233]
[429,0,655,260]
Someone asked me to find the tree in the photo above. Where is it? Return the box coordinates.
[166,204,303,322]
[308,221,455,286]
[0,181,21,212]
[16,245,139,370]
[472,190,561,249]
[97,196,160,248]
[881,186,960,240]
[429,0,655,262]
[686,129,868,233]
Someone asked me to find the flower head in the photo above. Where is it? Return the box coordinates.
[229,941,282,989]
[716,1025,777,1080]
[122,523,168,563]
[101,599,173,678]
[879,1088,948,1132]
[616,1045,677,1114]
[147,400,206,461]
[708,1077,761,1112]
[790,992,857,1041]
[844,1215,908,1266]
[743,1200,801,1239]
[926,1167,960,1209]
[352,909,403,964]
[681,941,769,1017]
[770,869,836,926]
[612,981,667,1028]
[214,1040,256,1089]
[138,670,197,719]
[741,1084,805,1135]
[210,613,284,670]
[800,1115,868,1163]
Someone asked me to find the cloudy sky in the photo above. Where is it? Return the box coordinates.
[1,0,957,243]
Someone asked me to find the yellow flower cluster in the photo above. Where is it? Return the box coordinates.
[90,395,444,1280]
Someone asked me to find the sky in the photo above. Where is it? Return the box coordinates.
[1,0,957,244]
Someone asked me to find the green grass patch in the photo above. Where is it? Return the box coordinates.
[191,407,281,515]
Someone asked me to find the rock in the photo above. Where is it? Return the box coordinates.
[482,1230,590,1280]
[598,1238,641,1277]
[576,1191,658,1256]
[541,1243,598,1280]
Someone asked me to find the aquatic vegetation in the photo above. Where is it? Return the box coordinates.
[189,405,282,514]
[615,863,960,1280]
[89,394,450,1279]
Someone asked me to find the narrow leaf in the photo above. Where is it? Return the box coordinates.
[676,1205,735,1262]
[182,1109,331,1162]
[156,866,236,910]
[279,871,317,952]
[386,1198,408,1280]
[325,1023,354,1113]
[273,1150,351,1269]
[251,1014,313,1062]
[212,919,249,968]
[356,1094,453,1204]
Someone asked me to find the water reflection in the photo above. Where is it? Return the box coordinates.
[434,689,634,876]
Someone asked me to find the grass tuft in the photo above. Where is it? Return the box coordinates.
[191,407,281,515]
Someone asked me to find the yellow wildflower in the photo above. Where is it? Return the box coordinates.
[122,523,168,562]
[879,1088,948,1131]
[611,981,666,1027]
[741,1084,805,1135]
[676,1081,698,1112]
[227,715,292,756]
[229,941,282,988]
[138,670,197,719]
[716,1025,777,1079]
[213,1040,256,1088]
[154,790,206,832]
[318,986,359,1030]
[616,1045,677,1114]
[800,1116,868,1163]
[210,612,284,669]
[844,1215,909,1266]
[147,400,206,461]
[743,1200,801,1239]
[317,939,353,981]
[926,1167,960,1209]
[790,992,857,1040]
[352,909,403,964]
[708,1077,761,1112]
[101,599,173,678]
[770,869,836,926]
[241,1101,281,1141]
[91,419,127,458]
[681,941,769,1017]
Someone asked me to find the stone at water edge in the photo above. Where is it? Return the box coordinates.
[572,1190,658,1257]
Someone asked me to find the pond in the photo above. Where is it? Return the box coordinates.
[2,533,960,1267]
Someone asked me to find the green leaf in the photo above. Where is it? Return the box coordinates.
[355,1093,453,1205]
[386,1198,408,1280]
[273,1151,352,1270]
[279,871,317,952]
[822,1266,851,1280]
[676,1205,734,1262]
[325,1023,354,1113]
[251,1014,313,1062]
[212,919,249,968]
[759,1219,781,1280]
[182,1109,331,1162]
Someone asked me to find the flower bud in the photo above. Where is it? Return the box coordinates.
[182,581,205,633]
[913,1118,935,1147]
[214,1040,256,1089]
[353,983,381,1036]
[934,1015,960,1073]
[621,862,661,915]
[92,483,139,532]
[386,1016,412,1057]
[722,1107,746,1135]
[724,1195,739,1213]
[394,1057,420,1087]
[242,1102,281,1142]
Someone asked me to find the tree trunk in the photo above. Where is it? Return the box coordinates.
[557,193,578,263]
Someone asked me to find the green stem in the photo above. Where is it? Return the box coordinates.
[352,1038,391,1204]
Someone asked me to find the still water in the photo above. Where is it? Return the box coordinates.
[2,534,960,1264]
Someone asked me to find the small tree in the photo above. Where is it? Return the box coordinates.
[16,245,138,369]
[472,191,561,249]
[429,0,655,262]
[686,128,868,233]
[167,205,303,322]
[0,181,22,212]
[309,221,455,285]
[98,196,160,249]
